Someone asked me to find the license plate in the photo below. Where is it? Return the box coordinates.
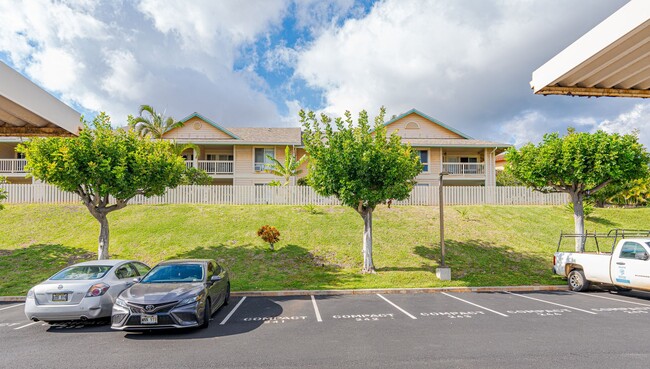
[141,314,158,325]
[51,293,68,302]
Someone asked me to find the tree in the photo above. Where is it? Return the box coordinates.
[506,129,649,251]
[18,113,186,260]
[264,146,307,186]
[301,107,422,273]
[128,104,183,139]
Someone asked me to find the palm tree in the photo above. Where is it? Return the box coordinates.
[129,104,183,139]
[265,146,308,186]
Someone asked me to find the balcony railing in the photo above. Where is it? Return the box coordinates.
[442,162,485,176]
[0,159,27,174]
[185,160,234,175]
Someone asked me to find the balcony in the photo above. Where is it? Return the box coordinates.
[442,162,485,176]
[185,160,233,175]
[0,159,27,174]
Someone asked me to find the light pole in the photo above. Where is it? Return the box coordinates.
[436,171,451,280]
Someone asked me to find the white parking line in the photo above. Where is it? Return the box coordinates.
[0,303,24,311]
[219,296,246,325]
[441,292,509,317]
[505,292,597,315]
[376,294,417,319]
[573,292,650,307]
[311,295,322,322]
[14,321,39,330]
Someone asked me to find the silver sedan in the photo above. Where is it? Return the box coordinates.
[25,260,150,323]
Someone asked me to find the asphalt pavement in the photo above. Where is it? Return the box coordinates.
[2,290,650,368]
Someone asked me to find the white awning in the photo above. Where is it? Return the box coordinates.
[530,0,650,98]
[0,61,81,136]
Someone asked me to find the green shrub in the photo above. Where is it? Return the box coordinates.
[564,201,595,218]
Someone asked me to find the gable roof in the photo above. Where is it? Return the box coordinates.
[383,108,473,139]
[178,112,241,139]
[229,127,302,144]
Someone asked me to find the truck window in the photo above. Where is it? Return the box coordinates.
[620,242,644,259]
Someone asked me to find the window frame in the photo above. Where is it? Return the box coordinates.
[417,149,429,172]
[254,147,275,172]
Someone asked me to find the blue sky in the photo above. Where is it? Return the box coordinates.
[1,0,648,148]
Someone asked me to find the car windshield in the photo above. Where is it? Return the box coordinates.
[50,265,113,280]
[140,264,204,283]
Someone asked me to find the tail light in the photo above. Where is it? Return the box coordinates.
[553,255,556,265]
[86,283,110,297]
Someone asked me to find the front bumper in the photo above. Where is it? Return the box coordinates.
[24,295,113,322]
[111,302,202,330]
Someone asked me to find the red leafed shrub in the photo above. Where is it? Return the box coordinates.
[257,225,280,251]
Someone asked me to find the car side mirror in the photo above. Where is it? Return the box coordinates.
[133,277,142,283]
[210,275,222,283]
[635,252,649,261]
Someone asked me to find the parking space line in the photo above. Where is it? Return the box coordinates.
[14,321,39,330]
[505,292,597,315]
[441,292,509,317]
[573,292,650,307]
[376,294,417,319]
[0,303,24,311]
[219,296,246,325]
[311,295,322,322]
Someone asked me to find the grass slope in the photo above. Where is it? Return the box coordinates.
[0,204,648,295]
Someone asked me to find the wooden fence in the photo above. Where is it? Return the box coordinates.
[0,184,569,206]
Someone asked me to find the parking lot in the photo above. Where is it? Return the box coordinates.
[2,289,650,368]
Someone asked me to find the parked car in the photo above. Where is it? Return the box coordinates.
[25,260,151,323]
[553,229,650,292]
[111,259,230,330]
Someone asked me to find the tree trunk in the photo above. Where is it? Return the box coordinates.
[96,213,110,260]
[360,207,375,273]
[571,191,586,252]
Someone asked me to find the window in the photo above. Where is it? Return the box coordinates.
[182,154,193,161]
[207,262,214,278]
[50,266,112,280]
[418,150,429,172]
[16,152,26,159]
[405,122,420,129]
[254,148,275,171]
[218,154,234,161]
[131,262,151,276]
[620,242,645,259]
[115,264,138,279]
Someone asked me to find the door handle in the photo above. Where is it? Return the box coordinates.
[616,262,625,265]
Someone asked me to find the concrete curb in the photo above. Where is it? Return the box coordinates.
[0,285,569,302]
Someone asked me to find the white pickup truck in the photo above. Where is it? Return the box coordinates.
[553,230,650,292]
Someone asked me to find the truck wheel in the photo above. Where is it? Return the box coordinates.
[568,269,590,292]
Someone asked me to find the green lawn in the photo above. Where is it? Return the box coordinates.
[0,203,648,295]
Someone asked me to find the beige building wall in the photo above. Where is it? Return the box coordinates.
[164,117,234,140]
[0,143,18,158]
[386,113,463,139]
[413,147,441,185]
[233,145,289,185]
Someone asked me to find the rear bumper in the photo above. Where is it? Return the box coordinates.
[24,296,112,321]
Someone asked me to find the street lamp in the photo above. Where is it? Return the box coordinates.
[436,171,451,281]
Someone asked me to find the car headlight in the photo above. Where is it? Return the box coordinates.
[114,298,128,308]
[26,288,35,299]
[178,295,202,306]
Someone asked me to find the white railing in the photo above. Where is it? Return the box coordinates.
[0,159,27,174]
[197,160,233,174]
[184,160,234,174]
[443,162,485,175]
[0,184,569,206]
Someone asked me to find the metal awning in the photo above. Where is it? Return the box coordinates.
[0,61,80,136]
[530,0,650,98]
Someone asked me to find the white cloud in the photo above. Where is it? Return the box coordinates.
[595,103,650,150]
[293,0,631,135]
[25,47,83,91]
[101,49,146,101]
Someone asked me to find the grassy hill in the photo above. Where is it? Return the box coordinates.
[0,203,648,295]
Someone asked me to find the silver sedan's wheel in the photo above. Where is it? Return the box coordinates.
[568,269,590,292]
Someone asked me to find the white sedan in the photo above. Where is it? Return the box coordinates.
[25,260,150,323]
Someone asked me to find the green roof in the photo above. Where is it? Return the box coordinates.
[178,112,241,139]
[383,108,473,139]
